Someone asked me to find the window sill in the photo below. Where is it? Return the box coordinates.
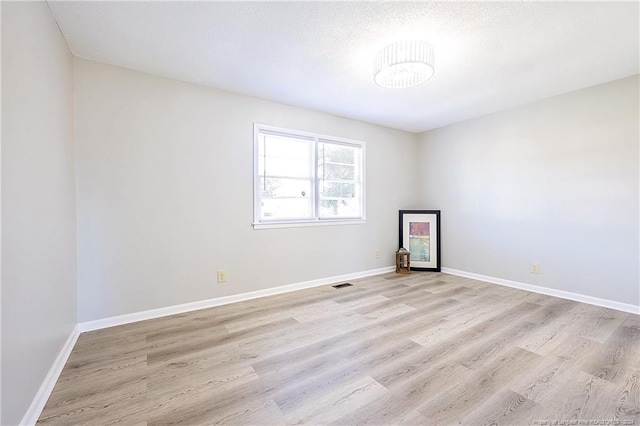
[253,219,367,230]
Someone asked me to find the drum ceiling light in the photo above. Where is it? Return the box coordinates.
[374,40,435,89]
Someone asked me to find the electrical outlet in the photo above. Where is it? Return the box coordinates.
[217,270,227,283]
[530,263,540,274]
[375,250,380,258]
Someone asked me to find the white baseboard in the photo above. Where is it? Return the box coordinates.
[79,266,395,333]
[442,267,640,315]
[20,325,80,426]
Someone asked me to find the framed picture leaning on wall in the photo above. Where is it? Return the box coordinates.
[398,210,441,271]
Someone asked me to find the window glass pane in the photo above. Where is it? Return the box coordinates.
[320,143,355,164]
[319,163,355,180]
[261,157,311,178]
[261,178,311,199]
[262,198,312,219]
[318,142,358,181]
[318,142,361,218]
[319,198,361,218]
[259,134,311,178]
[264,134,310,159]
[321,181,356,198]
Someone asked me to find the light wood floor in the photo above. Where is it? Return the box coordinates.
[38,272,640,425]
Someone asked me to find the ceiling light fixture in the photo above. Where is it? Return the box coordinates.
[374,40,435,89]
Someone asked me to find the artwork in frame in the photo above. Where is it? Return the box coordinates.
[398,210,441,271]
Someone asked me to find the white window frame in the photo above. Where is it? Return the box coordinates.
[253,123,366,229]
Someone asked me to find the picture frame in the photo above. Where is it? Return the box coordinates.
[399,210,441,272]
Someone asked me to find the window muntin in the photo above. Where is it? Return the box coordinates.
[254,124,365,227]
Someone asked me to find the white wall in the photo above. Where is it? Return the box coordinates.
[74,59,420,322]
[1,2,77,424]
[417,76,639,306]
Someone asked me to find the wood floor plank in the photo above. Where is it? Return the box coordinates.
[580,321,640,385]
[615,359,640,419]
[37,377,148,425]
[147,376,279,425]
[416,346,543,424]
[333,362,470,425]
[461,389,538,426]
[272,339,423,414]
[533,369,622,423]
[410,301,540,350]
[509,355,581,404]
[453,319,538,370]
[37,272,640,425]
[283,375,387,425]
[250,298,459,378]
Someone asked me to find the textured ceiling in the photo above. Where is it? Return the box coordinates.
[48,1,639,133]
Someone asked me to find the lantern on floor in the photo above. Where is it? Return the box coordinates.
[396,247,411,274]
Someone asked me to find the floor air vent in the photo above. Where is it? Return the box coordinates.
[332,283,353,289]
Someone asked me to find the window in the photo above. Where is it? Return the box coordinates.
[254,123,365,229]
